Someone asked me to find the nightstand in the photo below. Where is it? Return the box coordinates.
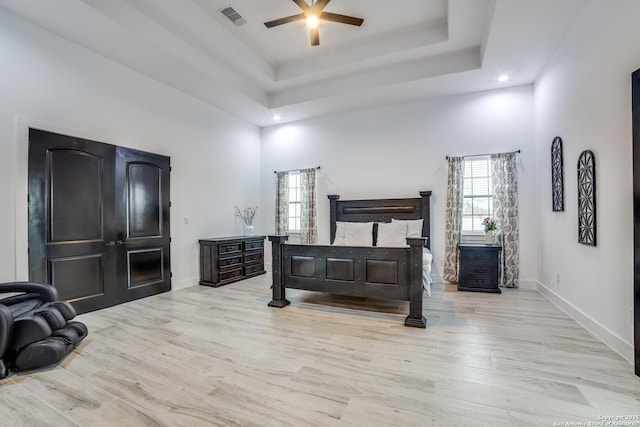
[457,243,502,293]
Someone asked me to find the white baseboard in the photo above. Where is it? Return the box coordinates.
[172,277,198,291]
[535,281,634,365]
[516,279,537,290]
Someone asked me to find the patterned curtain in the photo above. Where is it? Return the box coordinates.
[275,172,289,235]
[443,157,464,283]
[299,168,318,244]
[491,152,519,288]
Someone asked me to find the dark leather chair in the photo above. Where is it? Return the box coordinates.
[0,282,88,379]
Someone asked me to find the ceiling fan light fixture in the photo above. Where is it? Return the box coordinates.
[305,15,320,29]
[264,0,363,46]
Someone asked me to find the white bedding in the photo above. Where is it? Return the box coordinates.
[423,248,433,297]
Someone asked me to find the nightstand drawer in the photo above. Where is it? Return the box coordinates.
[461,274,493,288]
[461,263,493,275]
[460,251,492,263]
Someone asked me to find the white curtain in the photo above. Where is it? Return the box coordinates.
[443,157,464,283]
[299,168,317,244]
[275,172,289,235]
[491,152,519,288]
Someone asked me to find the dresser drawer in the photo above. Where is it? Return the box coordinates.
[244,251,263,264]
[219,255,243,268]
[219,242,242,254]
[220,268,243,282]
[245,264,264,275]
[245,240,264,251]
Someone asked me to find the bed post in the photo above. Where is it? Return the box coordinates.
[405,237,427,328]
[268,235,290,308]
[419,191,432,249]
[328,195,340,244]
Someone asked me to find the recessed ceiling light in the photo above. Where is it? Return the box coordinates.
[273,113,281,121]
[498,74,510,82]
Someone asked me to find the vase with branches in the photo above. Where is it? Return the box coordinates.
[235,206,258,235]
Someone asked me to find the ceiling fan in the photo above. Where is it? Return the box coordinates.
[264,0,364,46]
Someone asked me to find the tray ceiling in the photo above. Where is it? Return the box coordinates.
[0,0,588,126]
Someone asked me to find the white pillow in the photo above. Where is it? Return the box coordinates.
[376,221,407,247]
[332,221,347,245]
[392,218,424,238]
[344,222,374,246]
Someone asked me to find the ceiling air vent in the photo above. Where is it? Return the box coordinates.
[220,6,247,27]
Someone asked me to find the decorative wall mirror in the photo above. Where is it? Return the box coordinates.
[577,150,596,246]
[551,136,564,211]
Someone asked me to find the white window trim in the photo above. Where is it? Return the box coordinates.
[461,155,493,236]
[288,172,302,234]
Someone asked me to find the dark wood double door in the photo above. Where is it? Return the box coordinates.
[28,129,171,314]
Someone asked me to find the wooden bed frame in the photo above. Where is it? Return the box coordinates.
[268,191,432,328]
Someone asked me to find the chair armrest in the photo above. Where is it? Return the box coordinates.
[0,282,59,303]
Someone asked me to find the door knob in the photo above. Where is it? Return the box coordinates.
[105,241,116,247]
[116,240,125,246]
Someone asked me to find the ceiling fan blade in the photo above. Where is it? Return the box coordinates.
[320,12,364,26]
[291,0,310,12]
[264,13,305,28]
[310,27,320,46]
[313,0,331,12]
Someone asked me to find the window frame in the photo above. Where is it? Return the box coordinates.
[287,172,302,234]
[461,156,493,235]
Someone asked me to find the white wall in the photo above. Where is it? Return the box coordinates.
[534,0,640,362]
[0,9,261,289]
[261,85,537,285]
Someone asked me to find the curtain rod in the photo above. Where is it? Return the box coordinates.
[445,149,520,160]
[273,166,321,174]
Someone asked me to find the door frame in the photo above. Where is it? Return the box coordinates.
[632,69,640,377]
[11,118,175,287]
[27,128,172,312]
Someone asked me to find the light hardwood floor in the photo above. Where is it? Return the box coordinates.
[1,274,639,426]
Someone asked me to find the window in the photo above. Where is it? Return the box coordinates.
[288,172,301,233]
[462,157,493,233]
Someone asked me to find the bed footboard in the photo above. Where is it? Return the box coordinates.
[268,235,427,328]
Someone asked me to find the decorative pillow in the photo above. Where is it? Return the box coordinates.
[344,222,374,246]
[332,221,347,245]
[392,218,424,238]
[376,221,407,247]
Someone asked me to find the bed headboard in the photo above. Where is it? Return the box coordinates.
[328,191,432,249]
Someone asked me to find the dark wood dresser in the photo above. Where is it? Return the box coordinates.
[458,243,502,293]
[199,236,266,287]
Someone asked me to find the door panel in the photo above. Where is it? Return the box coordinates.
[29,129,171,313]
[29,129,117,313]
[115,146,171,302]
[127,163,162,238]
[127,248,164,288]
[49,254,105,301]
[49,150,103,243]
